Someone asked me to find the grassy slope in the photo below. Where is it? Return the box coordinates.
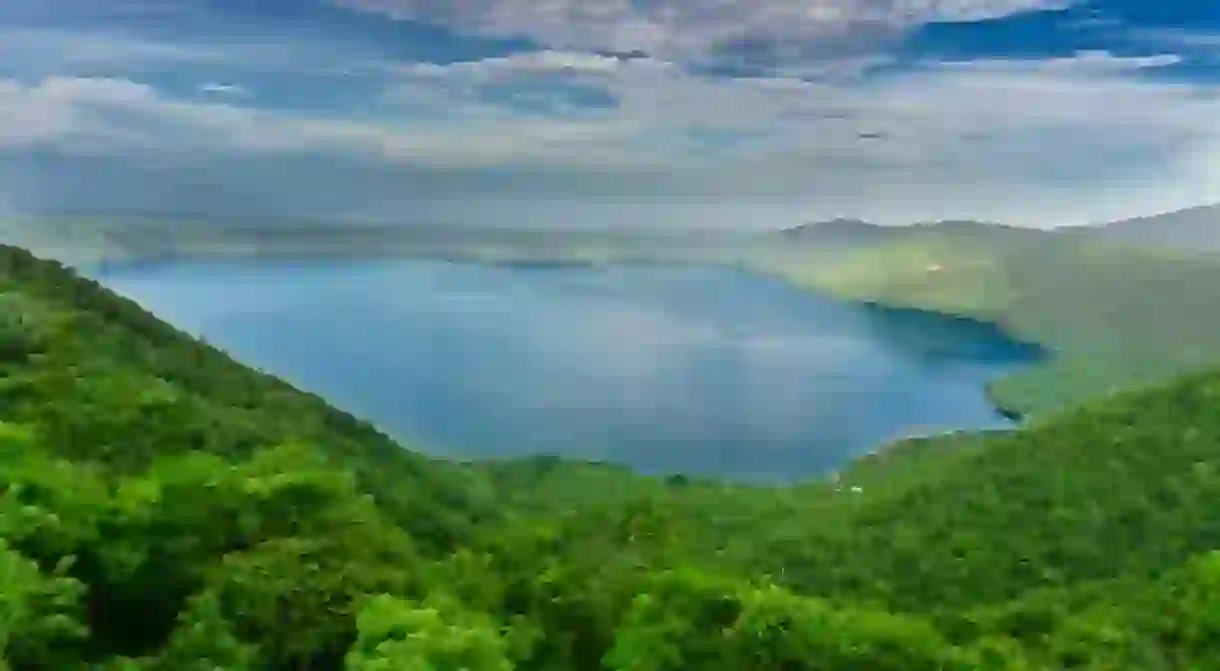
[750,224,1220,417]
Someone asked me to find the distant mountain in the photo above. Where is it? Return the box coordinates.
[1070,204,1220,251]
[776,218,903,247]
[0,213,759,266]
[775,218,1039,249]
[911,219,1020,234]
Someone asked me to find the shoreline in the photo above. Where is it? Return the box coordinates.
[85,251,1055,482]
[736,260,1057,423]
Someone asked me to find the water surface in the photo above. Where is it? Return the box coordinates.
[95,260,1042,481]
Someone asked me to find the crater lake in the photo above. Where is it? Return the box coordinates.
[93,259,1043,482]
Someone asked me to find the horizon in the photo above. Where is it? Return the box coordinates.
[7,204,1211,233]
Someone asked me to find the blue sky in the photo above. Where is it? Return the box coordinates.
[1,0,1219,228]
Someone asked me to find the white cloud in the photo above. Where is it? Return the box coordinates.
[0,80,76,147]
[0,27,228,74]
[198,82,247,96]
[333,0,1072,62]
[0,76,651,169]
[404,50,631,79]
[0,26,409,82]
[3,41,1220,228]
[1128,27,1220,51]
[935,50,1183,72]
[383,47,1220,224]
[385,49,1216,158]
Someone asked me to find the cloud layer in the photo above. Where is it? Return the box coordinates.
[1,1,1219,228]
[335,0,1071,62]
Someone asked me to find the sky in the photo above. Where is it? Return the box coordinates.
[1,0,1219,229]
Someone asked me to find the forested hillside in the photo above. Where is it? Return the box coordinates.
[4,243,1220,669]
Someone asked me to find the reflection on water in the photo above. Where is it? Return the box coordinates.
[94,260,1043,482]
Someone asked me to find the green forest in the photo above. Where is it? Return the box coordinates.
[5,242,1220,669]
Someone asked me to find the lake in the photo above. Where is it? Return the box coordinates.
[94,259,1043,482]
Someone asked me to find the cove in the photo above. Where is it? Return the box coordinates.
[92,259,1043,482]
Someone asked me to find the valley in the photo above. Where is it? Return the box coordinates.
[3,231,1220,668]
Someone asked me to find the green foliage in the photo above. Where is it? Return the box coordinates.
[139,592,258,671]
[606,568,970,671]
[345,594,513,671]
[0,541,88,668]
[1158,551,1220,666]
[7,241,1220,669]
[0,301,44,364]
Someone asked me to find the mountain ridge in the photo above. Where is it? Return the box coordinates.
[1065,203,1220,251]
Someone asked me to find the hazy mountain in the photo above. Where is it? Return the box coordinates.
[774,218,1041,250]
[1070,204,1220,251]
[0,213,757,265]
[776,218,904,247]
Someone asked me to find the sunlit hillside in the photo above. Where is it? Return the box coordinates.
[753,222,1220,417]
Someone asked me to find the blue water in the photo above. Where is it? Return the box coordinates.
[94,259,1043,482]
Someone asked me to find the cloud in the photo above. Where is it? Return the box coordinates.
[198,82,247,96]
[383,49,1217,174]
[0,27,218,72]
[403,50,633,79]
[0,25,410,84]
[1128,27,1220,53]
[333,0,1073,63]
[0,80,70,146]
[0,76,652,169]
[934,50,1183,72]
[2,4,1219,231]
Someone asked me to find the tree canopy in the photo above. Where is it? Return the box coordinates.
[3,243,1220,669]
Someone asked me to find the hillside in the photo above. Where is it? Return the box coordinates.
[1067,204,1220,252]
[751,220,1220,417]
[5,243,1220,669]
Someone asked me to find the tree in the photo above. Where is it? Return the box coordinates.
[139,591,257,671]
[344,594,513,671]
[0,541,87,668]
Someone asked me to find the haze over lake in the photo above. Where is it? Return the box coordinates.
[95,259,1042,481]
